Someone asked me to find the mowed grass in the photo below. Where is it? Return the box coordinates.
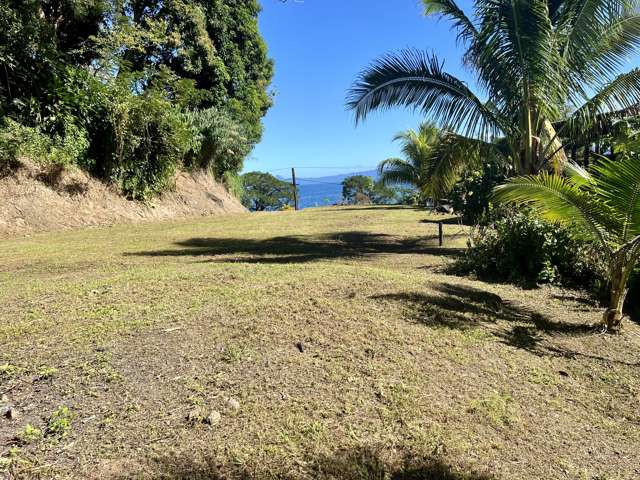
[1,206,639,480]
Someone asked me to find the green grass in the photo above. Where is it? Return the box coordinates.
[0,206,639,479]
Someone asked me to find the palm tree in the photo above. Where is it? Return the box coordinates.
[493,153,640,333]
[377,122,445,199]
[348,0,640,184]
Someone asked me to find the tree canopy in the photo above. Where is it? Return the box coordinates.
[241,172,296,211]
[0,0,273,199]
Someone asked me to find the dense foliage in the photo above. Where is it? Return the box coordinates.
[0,0,273,199]
[450,160,510,224]
[493,149,640,331]
[458,209,606,290]
[341,175,400,205]
[241,172,296,212]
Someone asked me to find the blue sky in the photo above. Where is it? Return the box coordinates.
[247,0,474,177]
[246,0,639,178]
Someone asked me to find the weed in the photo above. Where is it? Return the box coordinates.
[221,343,251,363]
[37,366,58,379]
[528,367,559,386]
[46,406,73,439]
[17,424,43,444]
[0,363,22,377]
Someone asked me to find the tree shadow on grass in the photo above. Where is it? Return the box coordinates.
[372,283,595,354]
[117,447,494,480]
[126,231,463,264]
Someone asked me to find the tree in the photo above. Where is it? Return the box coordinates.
[95,0,273,146]
[348,0,640,185]
[241,172,296,211]
[342,175,375,204]
[494,147,640,332]
[378,122,444,200]
[0,0,105,123]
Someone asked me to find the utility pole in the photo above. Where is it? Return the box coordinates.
[291,167,299,211]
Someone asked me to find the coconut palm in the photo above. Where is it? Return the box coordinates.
[348,0,640,185]
[494,151,640,332]
[378,122,443,199]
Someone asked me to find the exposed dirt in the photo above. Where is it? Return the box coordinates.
[0,160,245,237]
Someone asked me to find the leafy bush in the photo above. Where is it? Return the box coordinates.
[183,108,251,178]
[0,118,89,168]
[457,209,607,289]
[450,161,509,224]
[93,86,192,200]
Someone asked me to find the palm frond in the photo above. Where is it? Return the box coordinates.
[564,68,640,137]
[591,155,640,241]
[346,49,501,140]
[473,0,566,119]
[564,161,594,188]
[493,172,613,247]
[377,157,420,187]
[422,0,477,44]
[425,133,494,198]
[558,0,640,94]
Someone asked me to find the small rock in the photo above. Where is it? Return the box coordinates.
[3,407,17,420]
[205,411,221,426]
[296,342,305,353]
[187,408,204,424]
[225,397,240,412]
[1,394,8,404]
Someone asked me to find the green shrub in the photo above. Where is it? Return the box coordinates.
[450,161,509,224]
[46,406,73,439]
[94,85,193,200]
[0,118,89,168]
[223,171,244,199]
[183,108,251,178]
[457,209,607,289]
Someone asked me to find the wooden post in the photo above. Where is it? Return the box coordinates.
[438,222,443,247]
[291,167,299,211]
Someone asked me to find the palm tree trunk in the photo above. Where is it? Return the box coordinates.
[541,119,568,173]
[603,261,628,333]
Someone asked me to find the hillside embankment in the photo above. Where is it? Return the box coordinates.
[0,160,246,237]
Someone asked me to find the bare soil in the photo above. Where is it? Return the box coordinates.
[0,160,245,237]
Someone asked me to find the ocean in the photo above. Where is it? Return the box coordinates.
[281,170,379,210]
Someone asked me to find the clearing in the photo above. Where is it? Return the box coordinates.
[1,206,639,479]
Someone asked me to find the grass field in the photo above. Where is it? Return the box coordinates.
[1,206,639,480]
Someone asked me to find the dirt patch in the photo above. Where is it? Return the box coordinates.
[0,160,246,237]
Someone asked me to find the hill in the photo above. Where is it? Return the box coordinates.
[0,161,245,237]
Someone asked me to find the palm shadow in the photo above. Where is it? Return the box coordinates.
[115,447,494,479]
[373,283,595,354]
[126,231,463,264]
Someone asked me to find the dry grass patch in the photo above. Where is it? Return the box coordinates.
[0,206,639,479]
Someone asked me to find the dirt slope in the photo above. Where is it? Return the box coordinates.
[0,161,246,237]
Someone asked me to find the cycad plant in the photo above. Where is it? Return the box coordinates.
[494,152,640,332]
[348,0,640,184]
